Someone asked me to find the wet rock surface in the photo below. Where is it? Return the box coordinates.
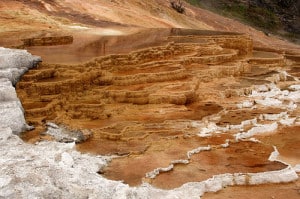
[14,28,300,197]
[0,0,300,198]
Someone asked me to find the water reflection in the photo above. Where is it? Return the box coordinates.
[26,28,241,64]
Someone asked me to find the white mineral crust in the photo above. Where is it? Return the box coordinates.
[235,122,278,140]
[0,48,41,134]
[289,84,300,91]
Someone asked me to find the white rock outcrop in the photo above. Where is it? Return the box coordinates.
[0,47,41,85]
[0,48,41,134]
[235,122,278,140]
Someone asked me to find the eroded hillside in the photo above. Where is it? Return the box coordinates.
[1,0,300,51]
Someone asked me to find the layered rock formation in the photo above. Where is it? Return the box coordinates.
[17,30,252,140]
[21,35,73,47]
[15,29,300,195]
[0,43,298,198]
[0,0,300,198]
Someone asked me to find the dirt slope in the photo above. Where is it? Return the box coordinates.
[0,0,299,52]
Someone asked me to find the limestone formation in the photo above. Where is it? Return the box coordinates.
[13,29,300,195]
[17,32,253,136]
[0,47,41,134]
[1,0,300,197]
[0,28,298,198]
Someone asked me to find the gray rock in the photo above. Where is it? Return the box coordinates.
[45,122,92,143]
[0,78,18,102]
[0,47,40,134]
[0,47,41,85]
[0,78,30,134]
[0,101,28,134]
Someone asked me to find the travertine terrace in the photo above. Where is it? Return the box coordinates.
[16,28,300,192]
[1,0,300,198]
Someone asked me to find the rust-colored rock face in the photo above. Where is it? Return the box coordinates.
[16,28,300,192]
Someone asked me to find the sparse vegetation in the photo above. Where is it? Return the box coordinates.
[245,6,280,31]
[185,0,200,6]
[171,0,185,14]
[220,3,280,31]
[186,0,299,43]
